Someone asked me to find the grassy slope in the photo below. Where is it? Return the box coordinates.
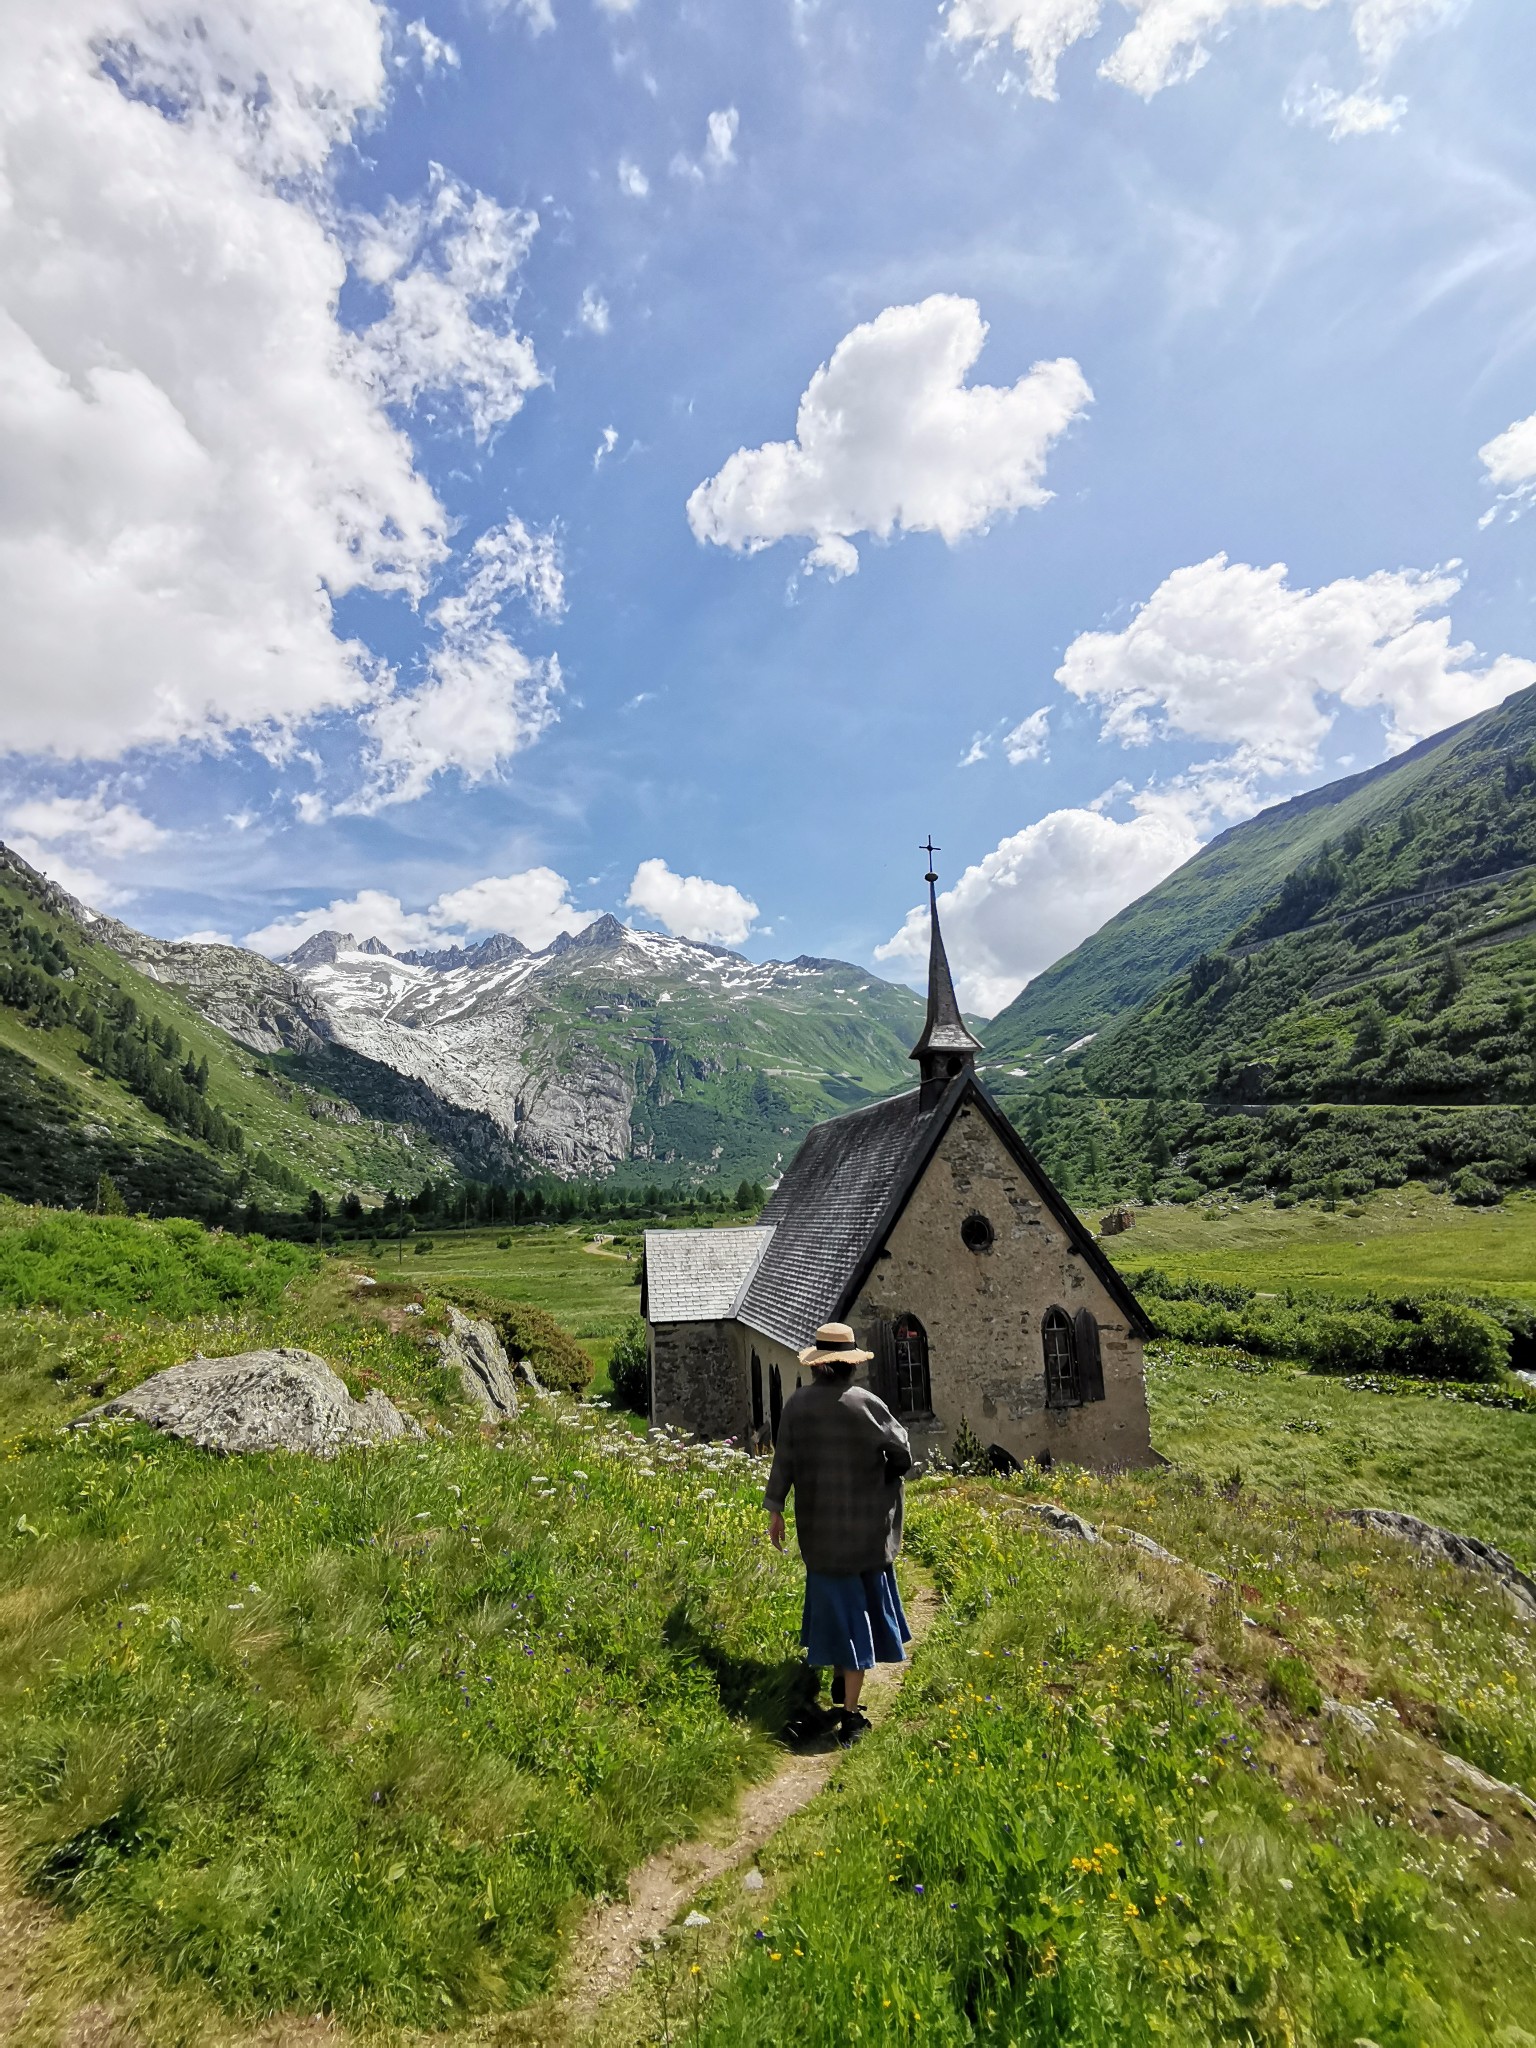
[6,1206,1536,2042]
[0,858,451,1208]
[984,679,1536,1062]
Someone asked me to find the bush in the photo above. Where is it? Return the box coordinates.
[0,1205,313,1317]
[441,1286,594,1393]
[1450,1167,1503,1207]
[607,1316,650,1413]
[414,1238,434,1256]
[496,1236,512,1250]
[1303,1310,1407,1376]
[1406,1301,1511,1383]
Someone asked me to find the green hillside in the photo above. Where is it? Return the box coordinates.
[0,848,452,1214]
[991,686,1536,1208]
[983,692,1524,1060]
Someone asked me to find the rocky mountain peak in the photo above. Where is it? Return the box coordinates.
[544,913,629,957]
[285,930,356,967]
[356,937,396,958]
[398,932,531,972]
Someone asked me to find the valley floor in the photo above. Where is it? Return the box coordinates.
[3,1202,1536,2044]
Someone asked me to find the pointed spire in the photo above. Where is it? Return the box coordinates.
[910,843,982,1103]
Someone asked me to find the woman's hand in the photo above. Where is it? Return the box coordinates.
[767,1511,786,1551]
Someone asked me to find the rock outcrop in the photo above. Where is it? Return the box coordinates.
[1098,1206,1136,1236]
[1351,1508,1536,1622]
[434,1305,521,1420]
[77,1348,422,1457]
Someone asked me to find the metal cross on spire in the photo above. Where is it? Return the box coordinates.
[921,836,939,881]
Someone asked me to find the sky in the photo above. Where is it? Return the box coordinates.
[4,0,1536,1015]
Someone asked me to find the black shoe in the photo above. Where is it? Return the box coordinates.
[836,1709,871,1748]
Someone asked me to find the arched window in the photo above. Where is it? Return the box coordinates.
[751,1351,764,1432]
[892,1314,932,1416]
[1042,1307,1080,1407]
[769,1361,784,1443]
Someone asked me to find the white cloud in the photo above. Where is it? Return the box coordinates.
[5,844,128,911]
[959,733,992,767]
[352,170,543,440]
[673,106,740,181]
[400,19,460,71]
[432,515,565,630]
[626,858,759,944]
[687,296,1090,579]
[0,0,454,765]
[5,791,167,858]
[1003,706,1052,763]
[349,646,563,813]
[877,797,1205,1016]
[243,866,597,956]
[1057,554,1536,776]
[175,929,235,946]
[618,158,651,198]
[1287,84,1406,136]
[596,0,640,13]
[432,868,598,948]
[944,0,1464,109]
[1480,411,1536,512]
[594,425,620,470]
[579,286,612,334]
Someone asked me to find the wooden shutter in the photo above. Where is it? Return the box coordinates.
[1076,1309,1105,1403]
[872,1320,898,1408]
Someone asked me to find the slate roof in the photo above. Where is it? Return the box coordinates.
[736,1088,942,1354]
[643,1225,775,1324]
[734,1076,1153,1354]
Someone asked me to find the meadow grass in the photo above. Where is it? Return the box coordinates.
[0,1202,315,1318]
[688,1476,1536,2047]
[0,1267,803,2034]
[1113,1185,1536,1305]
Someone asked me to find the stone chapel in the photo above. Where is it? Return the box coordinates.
[641,864,1155,1472]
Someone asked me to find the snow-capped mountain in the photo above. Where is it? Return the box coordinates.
[102,910,929,1181]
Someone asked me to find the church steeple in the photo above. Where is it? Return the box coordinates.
[910,841,983,1108]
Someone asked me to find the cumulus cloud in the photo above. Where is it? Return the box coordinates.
[1057,554,1536,776]
[944,0,1463,113]
[579,286,611,334]
[618,157,651,198]
[352,170,543,440]
[432,868,598,949]
[175,929,236,946]
[432,515,565,630]
[0,0,462,765]
[687,296,1090,579]
[877,796,1205,1016]
[5,791,167,859]
[1003,707,1052,763]
[243,866,597,956]
[626,859,759,944]
[348,647,563,813]
[1480,411,1536,520]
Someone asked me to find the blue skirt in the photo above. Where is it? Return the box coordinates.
[801,1565,910,1671]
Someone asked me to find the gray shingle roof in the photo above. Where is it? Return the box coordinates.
[737,1088,940,1354]
[644,1225,775,1324]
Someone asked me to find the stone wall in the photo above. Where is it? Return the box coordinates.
[846,1102,1154,1471]
[650,1319,747,1438]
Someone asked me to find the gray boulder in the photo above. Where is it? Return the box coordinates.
[1021,1502,1099,1543]
[77,1348,422,1457]
[1351,1509,1536,1623]
[434,1304,520,1419]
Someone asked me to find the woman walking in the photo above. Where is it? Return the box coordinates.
[763,1322,913,1745]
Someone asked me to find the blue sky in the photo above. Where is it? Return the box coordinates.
[4,0,1536,1011]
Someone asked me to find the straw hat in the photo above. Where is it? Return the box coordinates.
[798,1321,873,1368]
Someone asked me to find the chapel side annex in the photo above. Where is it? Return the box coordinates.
[642,861,1155,1473]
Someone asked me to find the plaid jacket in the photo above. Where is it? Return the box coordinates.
[762,1377,911,1576]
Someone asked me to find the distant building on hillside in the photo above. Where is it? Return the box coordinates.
[641,859,1155,1472]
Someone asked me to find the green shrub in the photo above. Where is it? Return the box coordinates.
[1450,1167,1503,1207]
[0,1206,313,1318]
[442,1286,593,1393]
[1406,1301,1511,1383]
[607,1316,650,1412]
[496,1235,512,1249]
[414,1237,434,1256]
[1268,1653,1323,1717]
[1303,1310,1407,1376]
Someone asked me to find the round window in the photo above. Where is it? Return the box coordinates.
[961,1212,995,1253]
